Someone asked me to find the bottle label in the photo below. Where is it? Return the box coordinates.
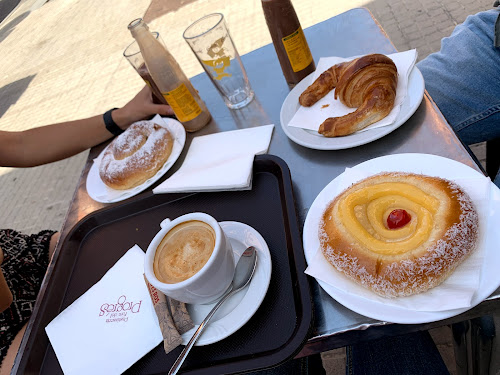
[162,84,202,122]
[281,27,313,73]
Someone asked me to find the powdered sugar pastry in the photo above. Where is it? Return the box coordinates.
[99,121,173,190]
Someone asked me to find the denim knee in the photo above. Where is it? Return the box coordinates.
[417,9,500,145]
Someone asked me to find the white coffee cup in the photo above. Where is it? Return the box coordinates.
[144,212,235,304]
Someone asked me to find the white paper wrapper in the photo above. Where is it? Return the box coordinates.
[305,167,491,312]
[288,50,418,132]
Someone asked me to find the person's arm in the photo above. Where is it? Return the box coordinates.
[0,86,174,168]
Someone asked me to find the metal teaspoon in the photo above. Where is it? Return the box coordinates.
[168,246,258,375]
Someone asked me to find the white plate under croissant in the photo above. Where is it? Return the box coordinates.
[280,51,425,150]
[86,116,186,203]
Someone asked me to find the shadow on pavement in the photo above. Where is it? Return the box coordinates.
[143,0,197,23]
[0,74,36,118]
[0,11,30,44]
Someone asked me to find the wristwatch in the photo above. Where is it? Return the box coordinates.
[103,108,124,136]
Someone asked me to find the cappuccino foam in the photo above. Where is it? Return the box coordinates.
[153,220,216,284]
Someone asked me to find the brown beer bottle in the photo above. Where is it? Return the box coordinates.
[136,62,168,105]
[261,0,315,87]
[128,18,211,132]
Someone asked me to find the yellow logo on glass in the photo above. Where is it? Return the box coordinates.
[201,37,232,81]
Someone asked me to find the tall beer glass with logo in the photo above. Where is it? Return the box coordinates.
[183,13,254,109]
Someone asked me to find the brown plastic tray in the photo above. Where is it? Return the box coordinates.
[17,155,313,374]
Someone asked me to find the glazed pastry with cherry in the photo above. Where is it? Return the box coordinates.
[319,172,479,298]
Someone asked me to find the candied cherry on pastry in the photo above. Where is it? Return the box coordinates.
[387,209,412,229]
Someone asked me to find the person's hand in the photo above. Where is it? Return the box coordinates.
[112,86,175,129]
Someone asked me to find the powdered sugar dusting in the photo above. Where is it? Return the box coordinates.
[319,172,479,298]
[112,128,145,159]
[99,121,172,188]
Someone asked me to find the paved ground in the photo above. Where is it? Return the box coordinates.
[0,0,497,373]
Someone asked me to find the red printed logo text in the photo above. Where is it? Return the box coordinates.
[99,295,142,323]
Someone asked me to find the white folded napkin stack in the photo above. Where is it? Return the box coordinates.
[153,125,274,193]
[45,246,163,375]
[288,49,418,132]
[305,167,491,312]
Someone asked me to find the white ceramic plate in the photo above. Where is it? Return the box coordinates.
[86,117,186,203]
[182,221,272,346]
[303,153,500,324]
[280,67,425,150]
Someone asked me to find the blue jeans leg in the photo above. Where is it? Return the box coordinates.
[346,331,450,375]
[416,9,500,146]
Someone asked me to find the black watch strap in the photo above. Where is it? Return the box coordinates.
[103,108,124,136]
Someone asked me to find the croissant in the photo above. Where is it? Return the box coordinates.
[299,54,398,137]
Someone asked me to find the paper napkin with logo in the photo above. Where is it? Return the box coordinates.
[45,245,162,375]
[153,124,274,193]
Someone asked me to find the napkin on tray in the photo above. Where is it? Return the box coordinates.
[45,246,163,375]
[153,125,274,193]
[305,167,491,312]
[288,49,418,132]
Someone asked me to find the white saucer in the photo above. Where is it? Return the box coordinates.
[86,116,186,203]
[182,221,272,346]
